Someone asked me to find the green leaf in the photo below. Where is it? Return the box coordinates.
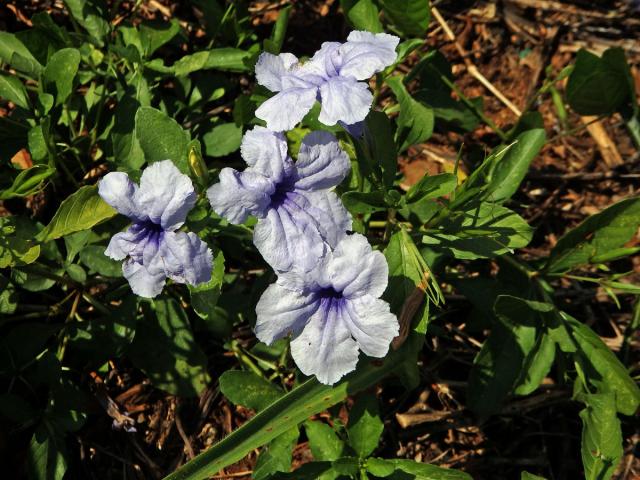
[202,122,243,157]
[0,31,43,77]
[163,349,404,480]
[340,0,383,33]
[68,297,137,362]
[406,172,456,203]
[146,48,252,76]
[27,428,68,480]
[189,249,225,321]
[521,472,548,480]
[268,462,336,480]
[347,395,383,458]
[362,110,398,188]
[342,191,388,215]
[459,130,545,205]
[135,106,190,173]
[112,71,149,170]
[29,119,51,163]
[127,298,209,397]
[139,19,181,57]
[380,0,430,37]
[423,203,533,260]
[414,88,481,132]
[332,457,359,476]
[0,165,55,200]
[304,421,345,461]
[385,229,432,315]
[513,331,555,396]
[36,186,117,243]
[563,313,640,415]
[0,73,29,109]
[545,197,640,274]
[566,48,633,116]
[43,48,81,106]
[481,129,545,203]
[253,427,299,480]
[79,245,122,277]
[0,273,18,315]
[263,5,292,54]
[219,370,283,412]
[468,296,555,416]
[384,228,437,389]
[0,216,41,268]
[579,393,623,480]
[63,0,110,45]
[387,75,434,151]
[367,458,472,479]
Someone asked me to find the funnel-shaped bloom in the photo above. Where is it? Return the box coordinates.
[255,31,399,131]
[98,160,213,298]
[255,234,399,385]
[207,127,352,273]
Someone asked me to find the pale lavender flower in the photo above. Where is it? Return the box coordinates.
[207,127,352,273]
[255,233,399,385]
[98,160,213,298]
[255,31,399,131]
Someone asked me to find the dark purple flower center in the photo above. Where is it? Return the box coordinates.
[318,287,345,314]
[318,286,343,299]
[269,181,294,208]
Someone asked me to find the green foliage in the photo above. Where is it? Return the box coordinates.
[1,3,638,479]
[387,75,434,151]
[341,0,383,33]
[36,186,116,243]
[135,106,190,173]
[347,395,384,458]
[219,370,283,411]
[379,0,431,37]
[127,298,209,397]
[566,48,635,116]
[545,197,640,274]
[579,393,623,480]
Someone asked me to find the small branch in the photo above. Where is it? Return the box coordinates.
[431,6,522,117]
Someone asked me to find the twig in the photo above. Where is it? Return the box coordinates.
[431,6,522,117]
[210,471,254,479]
[175,405,195,460]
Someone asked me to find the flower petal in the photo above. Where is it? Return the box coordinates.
[255,52,299,92]
[293,131,351,190]
[136,160,197,231]
[318,76,372,126]
[240,127,293,182]
[98,172,145,222]
[322,233,388,298]
[253,197,326,272]
[255,282,320,345]
[160,231,213,286]
[339,31,399,80]
[207,168,274,224]
[344,295,398,358]
[104,224,149,261]
[302,41,342,78]
[290,299,360,385]
[300,191,351,248]
[255,87,318,132]
[122,259,166,298]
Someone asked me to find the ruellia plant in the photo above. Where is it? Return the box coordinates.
[1,1,638,480]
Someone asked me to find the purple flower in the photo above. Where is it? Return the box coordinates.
[98,160,213,298]
[207,127,352,273]
[255,31,399,131]
[255,233,399,385]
